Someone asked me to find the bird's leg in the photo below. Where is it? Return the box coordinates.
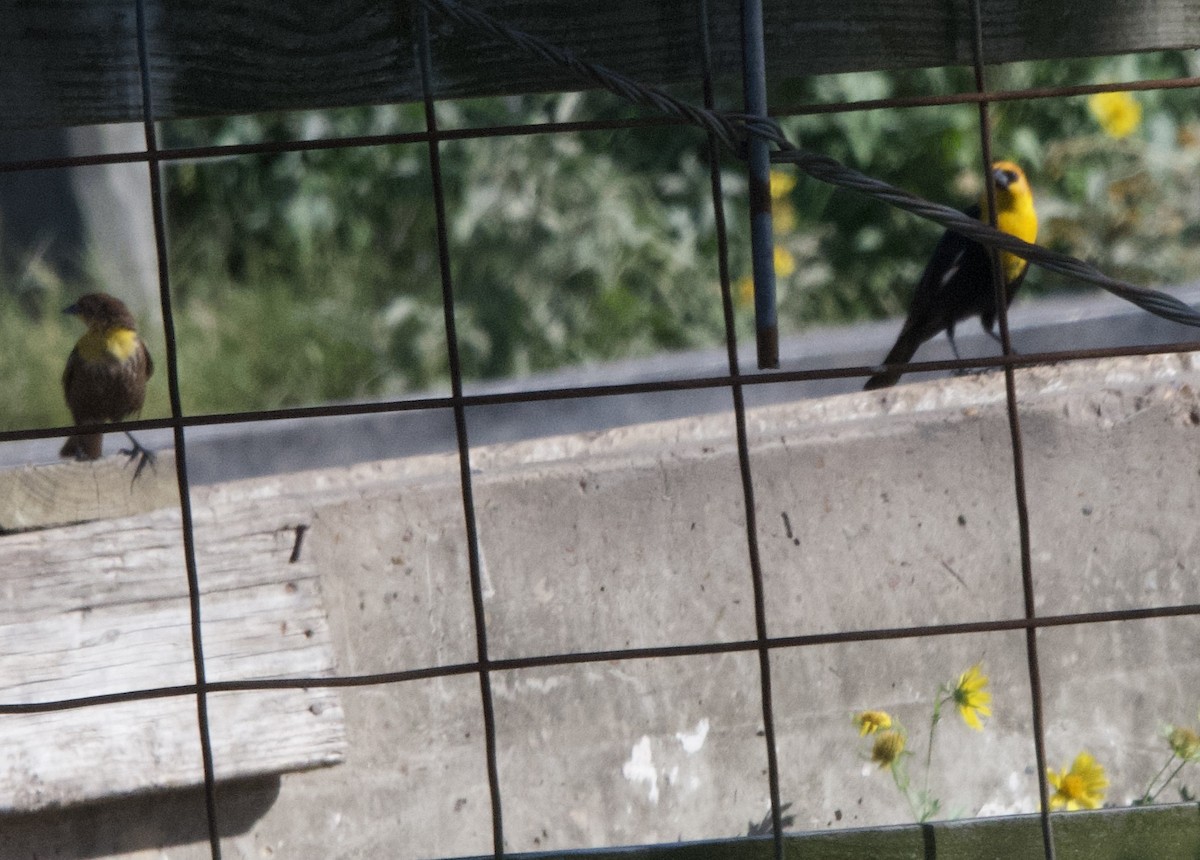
[946,325,963,361]
[120,431,157,482]
[946,329,973,376]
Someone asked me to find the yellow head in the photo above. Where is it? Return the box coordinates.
[985,162,1034,218]
[981,161,1038,282]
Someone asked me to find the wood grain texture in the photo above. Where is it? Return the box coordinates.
[2,0,1199,131]
[0,498,344,812]
[0,451,181,533]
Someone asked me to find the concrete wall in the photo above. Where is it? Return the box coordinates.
[2,352,1198,859]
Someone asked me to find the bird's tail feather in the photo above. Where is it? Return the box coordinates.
[863,325,924,390]
[61,433,103,460]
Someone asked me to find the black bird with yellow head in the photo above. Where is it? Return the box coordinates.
[864,161,1038,390]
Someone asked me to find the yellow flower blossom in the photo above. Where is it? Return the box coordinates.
[773,246,796,278]
[735,247,793,307]
[854,710,893,736]
[769,169,796,200]
[952,664,992,731]
[772,200,797,234]
[871,729,905,769]
[1167,726,1200,761]
[1088,91,1142,139]
[1047,752,1108,811]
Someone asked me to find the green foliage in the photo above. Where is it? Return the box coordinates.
[441,115,728,378]
[0,257,169,432]
[0,285,78,430]
[767,51,1200,327]
[3,52,1200,427]
[159,94,730,413]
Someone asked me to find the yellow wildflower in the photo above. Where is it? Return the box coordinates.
[1088,91,1142,139]
[952,664,992,731]
[772,200,797,234]
[773,246,796,278]
[769,169,796,200]
[1167,726,1200,761]
[871,729,905,769]
[854,710,893,736]
[1047,752,1108,811]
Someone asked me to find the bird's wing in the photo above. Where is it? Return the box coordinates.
[918,204,981,300]
[61,346,87,423]
[935,247,967,290]
[899,224,978,339]
[141,339,154,381]
[62,347,81,395]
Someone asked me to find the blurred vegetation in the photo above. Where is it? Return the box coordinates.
[772,52,1200,325]
[3,52,1200,429]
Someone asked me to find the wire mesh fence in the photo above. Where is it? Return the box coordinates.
[1,1,1200,859]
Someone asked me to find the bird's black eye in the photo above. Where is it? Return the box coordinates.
[994,168,1018,189]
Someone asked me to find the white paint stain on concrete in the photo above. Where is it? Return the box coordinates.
[532,577,554,604]
[488,673,568,698]
[675,718,709,754]
[622,736,659,803]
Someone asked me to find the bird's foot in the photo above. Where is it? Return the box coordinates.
[119,432,157,483]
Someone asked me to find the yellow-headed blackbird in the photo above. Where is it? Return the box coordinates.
[60,293,155,471]
[864,161,1038,390]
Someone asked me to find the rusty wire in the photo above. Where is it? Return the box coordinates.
[5,598,1199,717]
[963,3,1056,855]
[418,0,1200,337]
[2,3,1200,860]
[131,0,224,854]
[416,4,508,852]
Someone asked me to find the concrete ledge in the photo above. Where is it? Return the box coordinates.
[219,353,1200,854]
[3,352,1198,857]
[2,286,1197,486]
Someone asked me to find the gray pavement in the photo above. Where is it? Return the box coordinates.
[4,284,1198,484]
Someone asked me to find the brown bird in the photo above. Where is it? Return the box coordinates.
[60,293,155,475]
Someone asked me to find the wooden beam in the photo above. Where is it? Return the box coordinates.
[2,0,1198,132]
[0,500,344,812]
[0,451,181,533]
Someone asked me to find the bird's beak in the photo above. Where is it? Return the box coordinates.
[992,168,1013,191]
[63,302,80,316]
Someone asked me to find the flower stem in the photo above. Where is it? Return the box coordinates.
[1137,754,1176,804]
[924,689,948,799]
[1140,756,1189,804]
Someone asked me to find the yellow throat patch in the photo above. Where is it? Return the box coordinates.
[77,327,140,363]
[981,187,1039,285]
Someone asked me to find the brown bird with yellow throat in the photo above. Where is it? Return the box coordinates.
[60,293,155,474]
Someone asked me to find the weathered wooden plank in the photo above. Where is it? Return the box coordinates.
[2,0,1198,132]
[4,688,343,810]
[0,451,181,533]
[0,503,344,813]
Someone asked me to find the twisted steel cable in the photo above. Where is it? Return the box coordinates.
[420,0,1200,330]
[771,148,1200,327]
